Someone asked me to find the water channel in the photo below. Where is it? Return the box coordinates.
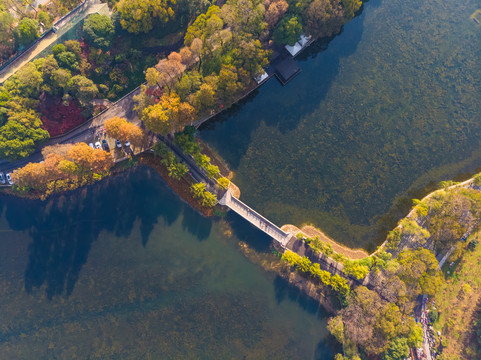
[0,167,334,359]
[200,0,481,250]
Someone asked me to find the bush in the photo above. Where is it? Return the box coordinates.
[468,239,479,251]
[428,310,438,324]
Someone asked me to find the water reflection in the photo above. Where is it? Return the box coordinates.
[0,167,333,359]
[2,166,212,298]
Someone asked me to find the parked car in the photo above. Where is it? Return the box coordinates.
[102,139,110,151]
[95,141,101,149]
[89,143,95,149]
[115,139,122,148]
[6,173,13,185]
[125,141,131,147]
[0,172,5,184]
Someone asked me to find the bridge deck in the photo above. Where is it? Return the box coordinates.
[221,190,291,247]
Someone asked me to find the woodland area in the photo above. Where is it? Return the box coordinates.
[0,0,362,161]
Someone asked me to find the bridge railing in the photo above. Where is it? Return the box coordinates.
[229,195,289,241]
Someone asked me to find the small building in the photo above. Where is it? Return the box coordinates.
[284,34,312,57]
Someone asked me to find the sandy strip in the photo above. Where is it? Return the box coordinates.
[281,224,369,260]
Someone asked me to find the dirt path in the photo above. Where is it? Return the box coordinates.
[281,224,369,260]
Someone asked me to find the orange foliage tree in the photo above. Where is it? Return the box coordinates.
[12,143,113,197]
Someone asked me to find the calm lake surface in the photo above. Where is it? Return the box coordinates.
[200,0,481,250]
[0,167,334,359]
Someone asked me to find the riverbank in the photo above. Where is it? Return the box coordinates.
[138,153,214,217]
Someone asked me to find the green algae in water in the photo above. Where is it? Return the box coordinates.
[200,0,481,251]
[0,167,334,359]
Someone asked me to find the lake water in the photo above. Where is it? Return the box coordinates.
[200,0,481,251]
[0,167,335,359]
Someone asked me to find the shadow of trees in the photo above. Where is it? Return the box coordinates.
[1,165,212,299]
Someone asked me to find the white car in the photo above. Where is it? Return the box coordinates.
[89,143,95,149]
[125,141,131,147]
[6,173,13,185]
[95,141,102,149]
[0,173,5,184]
[116,139,122,148]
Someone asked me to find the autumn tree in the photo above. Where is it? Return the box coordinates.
[143,92,196,135]
[193,83,216,112]
[304,0,344,39]
[265,0,288,29]
[117,0,176,33]
[104,116,145,148]
[341,0,362,20]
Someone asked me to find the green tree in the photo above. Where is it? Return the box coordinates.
[38,11,53,28]
[205,163,220,178]
[117,0,176,33]
[190,182,206,198]
[14,18,39,47]
[69,75,98,105]
[168,161,188,180]
[382,338,409,360]
[83,14,115,49]
[201,190,217,207]
[273,15,302,46]
[0,112,49,160]
[14,62,43,98]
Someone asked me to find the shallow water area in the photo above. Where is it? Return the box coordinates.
[200,0,481,250]
[0,167,334,359]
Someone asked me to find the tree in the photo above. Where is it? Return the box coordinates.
[205,163,220,178]
[184,5,222,46]
[104,116,125,139]
[304,0,344,39]
[265,0,288,29]
[38,11,53,28]
[117,0,176,34]
[154,53,185,92]
[50,68,72,94]
[201,190,217,207]
[217,65,242,103]
[143,92,196,135]
[14,62,43,98]
[83,14,115,49]
[193,83,216,111]
[273,15,302,46]
[341,0,362,20]
[217,177,229,189]
[220,0,266,37]
[174,70,201,100]
[190,182,206,198]
[69,75,98,105]
[14,18,39,47]
[382,338,409,360]
[41,55,60,81]
[168,161,188,180]
[0,112,49,160]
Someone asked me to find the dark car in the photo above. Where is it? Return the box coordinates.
[102,139,110,151]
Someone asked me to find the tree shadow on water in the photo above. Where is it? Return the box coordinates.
[181,204,212,241]
[3,166,183,299]
[272,275,327,318]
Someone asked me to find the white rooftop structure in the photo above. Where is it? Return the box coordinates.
[284,34,312,56]
[255,70,269,84]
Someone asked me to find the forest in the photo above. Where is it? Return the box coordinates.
[0,0,362,161]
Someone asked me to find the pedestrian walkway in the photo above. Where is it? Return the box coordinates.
[219,189,292,247]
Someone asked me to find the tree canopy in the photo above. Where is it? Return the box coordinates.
[83,14,115,49]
